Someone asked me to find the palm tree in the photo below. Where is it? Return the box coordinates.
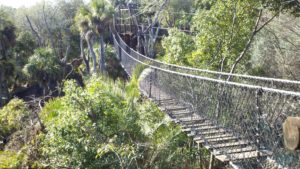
[90,0,114,73]
[23,48,61,96]
[85,29,97,73]
[75,7,95,73]
[0,12,16,107]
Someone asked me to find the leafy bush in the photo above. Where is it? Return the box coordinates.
[0,98,29,138]
[162,28,195,65]
[190,0,259,71]
[105,45,127,81]
[40,75,200,168]
[23,48,62,85]
[0,150,24,169]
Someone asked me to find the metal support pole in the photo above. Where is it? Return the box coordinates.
[149,70,153,98]
[255,88,263,160]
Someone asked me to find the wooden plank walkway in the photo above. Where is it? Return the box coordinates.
[153,96,272,164]
[138,69,272,168]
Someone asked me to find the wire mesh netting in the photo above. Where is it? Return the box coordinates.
[112,29,300,169]
[113,21,300,92]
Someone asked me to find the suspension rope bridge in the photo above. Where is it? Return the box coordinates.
[111,13,300,169]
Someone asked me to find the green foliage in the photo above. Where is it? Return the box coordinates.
[162,28,195,65]
[263,0,300,16]
[0,10,16,107]
[194,0,216,10]
[0,60,14,79]
[249,14,300,79]
[14,32,37,65]
[190,0,259,71]
[161,0,300,74]
[40,75,199,168]
[0,98,29,138]
[23,48,61,84]
[105,45,126,81]
[40,77,141,168]
[75,6,91,34]
[0,150,24,169]
[90,0,114,24]
[0,10,15,60]
[161,0,194,28]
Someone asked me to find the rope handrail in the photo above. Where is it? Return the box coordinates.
[114,26,300,86]
[113,13,300,168]
[113,33,300,97]
[113,29,300,168]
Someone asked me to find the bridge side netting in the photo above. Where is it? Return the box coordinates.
[113,26,300,92]
[113,32,300,168]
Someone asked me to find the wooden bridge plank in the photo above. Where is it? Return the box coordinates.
[171,112,195,118]
[213,146,256,155]
[208,140,249,149]
[175,115,201,121]
[188,129,227,137]
[163,107,188,112]
[160,105,185,109]
[171,111,196,115]
[194,133,234,141]
[183,121,213,128]
[215,150,271,162]
[196,136,239,144]
[197,128,227,135]
[159,102,179,106]
[177,116,203,121]
[183,125,219,132]
[170,109,191,112]
[154,98,172,103]
[178,118,206,125]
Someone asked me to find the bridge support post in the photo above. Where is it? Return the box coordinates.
[255,88,263,161]
[197,144,205,169]
[149,70,153,98]
[208,153,215,169]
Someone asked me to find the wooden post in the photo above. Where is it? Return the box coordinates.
[283,117,300,150]
[197,144,204,169]
[208,153,215,169]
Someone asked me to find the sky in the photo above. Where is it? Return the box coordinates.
[0,0,43,8]
[0,0,89,8]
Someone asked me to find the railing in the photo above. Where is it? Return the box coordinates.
[113,24,300,92]
[112,31,300,168]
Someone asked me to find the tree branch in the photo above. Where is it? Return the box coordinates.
[25,15,42,46]
[42,3,56,54]
[228,9,280,79]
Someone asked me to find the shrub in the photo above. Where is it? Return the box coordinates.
[0,98,29,138]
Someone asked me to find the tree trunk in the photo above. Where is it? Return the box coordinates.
[25,15,42,47]
[127,3,143,54]
[80,36,90,73]
[228,9,279,80]
[148,39,155,58]
[86,31,97,73]
[137,31,143,53]
[127,0,168,57]
[0,72,9,107]
[99,35,106,73]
